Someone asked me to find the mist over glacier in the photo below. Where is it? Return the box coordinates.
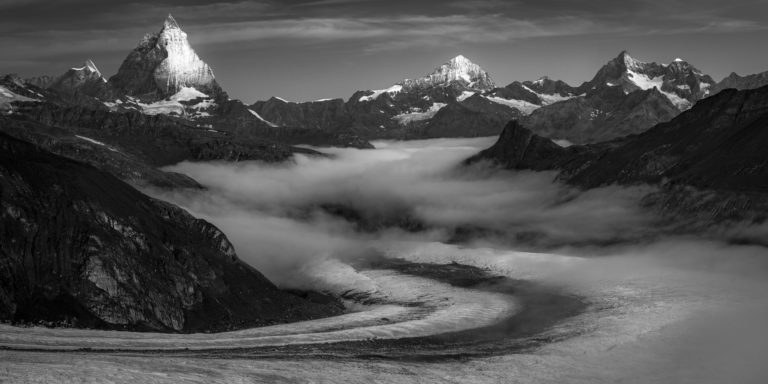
[152,137,655,287]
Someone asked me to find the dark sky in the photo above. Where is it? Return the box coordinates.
[1,0,767,102]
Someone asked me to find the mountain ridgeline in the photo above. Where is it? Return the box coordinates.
[5,15,768,150]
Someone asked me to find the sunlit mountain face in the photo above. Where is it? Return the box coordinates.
[2,1,768,383]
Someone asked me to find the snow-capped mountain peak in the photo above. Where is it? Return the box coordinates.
[109,15,222,99]
[446,54,473,68]
[400,54,495,91]
[586,51,715,111]
[163,13,180,30]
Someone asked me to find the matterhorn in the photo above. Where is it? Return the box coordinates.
[108,14,223,100]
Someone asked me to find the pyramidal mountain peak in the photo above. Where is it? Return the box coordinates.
[400,54,495,91]
[108,15,222,100]
[583,50,715,110]
[163,13,180,30]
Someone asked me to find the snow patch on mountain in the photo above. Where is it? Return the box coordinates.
[457,91,476,102]
[392,103,447,125]
[485,96,540,115]
[660,91,692,110]
[172,86,209,101]
[627,71,692,110]
[552,139,573,147]
[75,135,106,146]
[108,87,216,117]
[359,85,403,102]
[627,71,664,91]
[521,85,575,105]
[0,85,39,114]
[248,109,280,127]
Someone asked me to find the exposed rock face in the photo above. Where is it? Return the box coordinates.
[46,60,108,98]
[24,75,56,90]
[401,94,523,139]
[468,85,768,225]
[0,132,342,331]
[466,120,582,170]
[524,76,577,97]
[521,86,680,144]
[0,75,43,114]
[249,97,347,130]
[0,114,202,189]
[108,14,222,100]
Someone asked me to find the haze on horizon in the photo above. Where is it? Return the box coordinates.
[1,0,766,102]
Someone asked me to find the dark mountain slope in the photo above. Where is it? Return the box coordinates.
[468,85,768,225]
[0,132,342,331]
[1,102,323,187]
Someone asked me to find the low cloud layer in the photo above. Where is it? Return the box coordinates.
[152,137,657,287]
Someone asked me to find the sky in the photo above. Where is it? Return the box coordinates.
[1,0,767,102]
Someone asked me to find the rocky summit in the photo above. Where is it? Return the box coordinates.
[109,14,222,100]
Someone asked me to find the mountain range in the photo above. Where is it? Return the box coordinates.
[5,15,768,150]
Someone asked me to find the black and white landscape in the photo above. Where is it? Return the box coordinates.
[2,1,768,383]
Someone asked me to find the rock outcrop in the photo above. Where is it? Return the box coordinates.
[0,132,342,331]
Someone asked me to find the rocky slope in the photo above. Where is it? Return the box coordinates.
[0,132,342,331]
[468,85,768,226]
[0,95,324,188]
[520,86,680,144]
[22,60,109,103]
